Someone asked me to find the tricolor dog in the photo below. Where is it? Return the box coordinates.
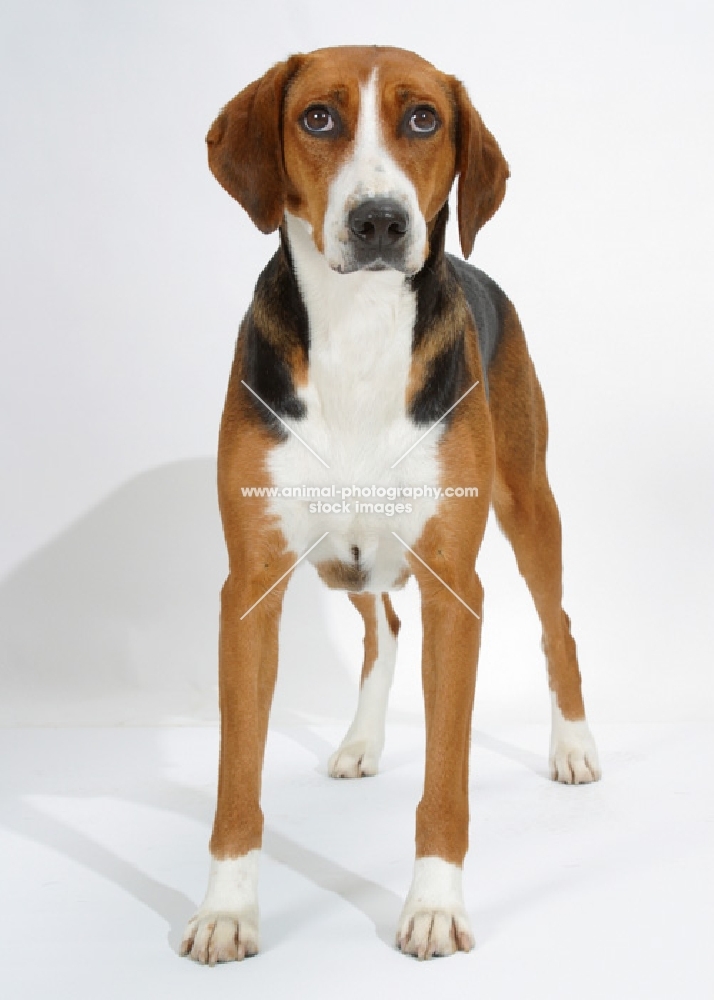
[181,45,600,964]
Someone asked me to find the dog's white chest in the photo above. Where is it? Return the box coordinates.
[266,216,443,592]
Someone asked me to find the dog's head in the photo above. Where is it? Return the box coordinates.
[206,46,509,274]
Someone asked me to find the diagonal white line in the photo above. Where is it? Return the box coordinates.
[240,532,330,620]
[391,531,481,620]
[241,380,330,468]
[390,381,479,469]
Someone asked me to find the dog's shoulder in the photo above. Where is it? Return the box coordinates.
[221,244,310,437]
[445,255,511,398]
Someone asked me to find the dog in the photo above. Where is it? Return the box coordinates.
[180,44,601,964]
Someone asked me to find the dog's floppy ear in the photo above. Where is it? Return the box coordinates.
[206,55,304,233]
[451,79,510,259]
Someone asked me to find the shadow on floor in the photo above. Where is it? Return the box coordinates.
[0,458,358,725]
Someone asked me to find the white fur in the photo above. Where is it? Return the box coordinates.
[329,594,398,777]
[549,692,601,784]
[322,69,428,274]
[180,852,260,964]
[272,212,443,593]
[397,857,475,958]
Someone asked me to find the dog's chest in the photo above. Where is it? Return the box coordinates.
[266,254,442,592]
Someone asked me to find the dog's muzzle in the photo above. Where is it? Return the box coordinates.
[346,198,410,271]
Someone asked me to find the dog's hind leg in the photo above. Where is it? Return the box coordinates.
[489,305,600,784]
[328,592,400,778]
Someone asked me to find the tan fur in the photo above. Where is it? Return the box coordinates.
[408,322,493,862]
[488,303,586,721]
[209,332,297,858]
[450,79,510,258]
[346,593,402,688]
[348,593,378,685]
[316,559,369,591]
[381,593,401,640]
[206,55,305,234]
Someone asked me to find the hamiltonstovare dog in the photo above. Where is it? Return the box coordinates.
[180,44,600,964]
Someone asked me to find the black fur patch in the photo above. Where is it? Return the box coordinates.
[241,236,309,433]
[409,337,466,426]
[409,205,452,353]
[242,317,306,426]
[408,205,467,426]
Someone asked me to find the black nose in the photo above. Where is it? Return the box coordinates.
[348,198,409,248]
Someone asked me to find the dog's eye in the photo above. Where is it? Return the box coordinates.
[302,106,336,134]
[408,107,439,135]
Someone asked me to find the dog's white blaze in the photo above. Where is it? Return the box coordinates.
[272,213,443,592]
[322,69,428,273]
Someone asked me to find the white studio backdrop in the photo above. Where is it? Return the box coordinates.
[1,0,712,726]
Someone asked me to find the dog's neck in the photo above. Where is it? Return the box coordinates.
[281,206,450,344]
[283,212,411,331]
[241,205,462,432]
[280,210,419,431]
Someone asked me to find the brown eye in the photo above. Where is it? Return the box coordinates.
[408,106,439,134]
[302,106,336,134]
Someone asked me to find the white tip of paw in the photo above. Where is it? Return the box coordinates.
[549,701,602,784]
[396,908,475,959]
[328,738,380,778]
[180,912,259,964]
[549,746,601,784]
[396,857,474,960]
[180,852,261,965]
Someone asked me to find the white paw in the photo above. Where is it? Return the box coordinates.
[396,857,474,960]
[396,907,474,959]
[550,739,601,783]
[180,911,259,964]
[180,852,260,964]
[328,737,381,778]
[549,704,601,784]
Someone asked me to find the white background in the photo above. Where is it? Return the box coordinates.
[1,0,713,726]
[1,4,713,998]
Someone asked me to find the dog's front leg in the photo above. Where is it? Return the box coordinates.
[181,564,291,964]
[396,557,483,959]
